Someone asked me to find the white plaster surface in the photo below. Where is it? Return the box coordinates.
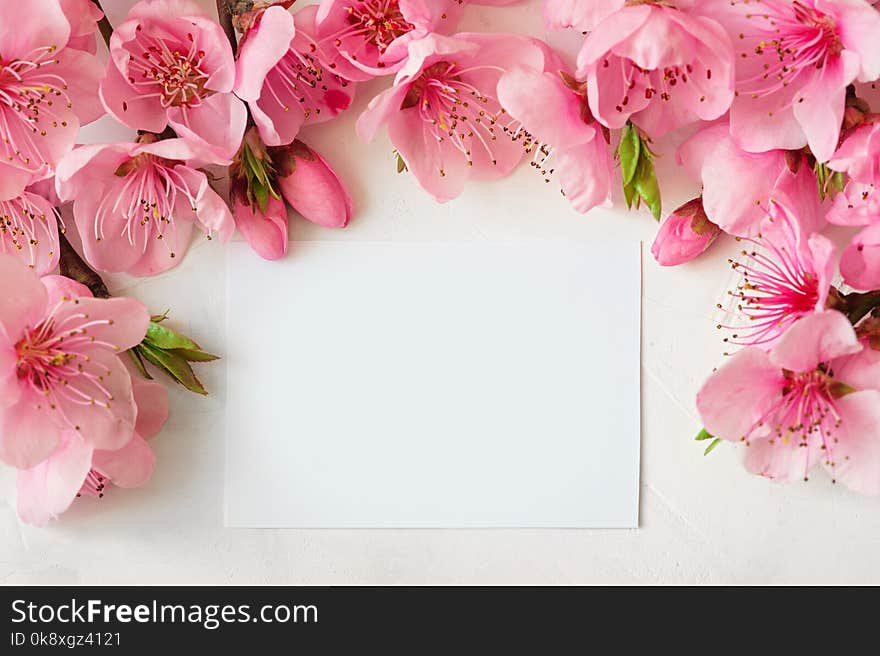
[2,0,880,585]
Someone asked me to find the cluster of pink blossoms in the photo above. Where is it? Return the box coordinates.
[7,0,880,525]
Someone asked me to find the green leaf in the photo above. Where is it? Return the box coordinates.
[144,321,201,351]
[170,348,220,363]
[396,152,407,173]
[623,180,637,210]
[128,348,152,380]
[137,341,208,396]
[618,122,641,187]
[695,428,714,441]
[703,438,722,456]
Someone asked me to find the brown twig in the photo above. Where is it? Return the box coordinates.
[90,0,114,47]
[59,232,110,299]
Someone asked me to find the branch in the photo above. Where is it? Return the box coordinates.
[90,0,113,48]
[217,0,239,53]
[59,232,110,299]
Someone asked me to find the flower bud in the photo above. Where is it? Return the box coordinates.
[651,198,721,266]
[231,181,289,261]
[270,140,353,229]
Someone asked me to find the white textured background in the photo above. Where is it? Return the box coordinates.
[2,0,880,585]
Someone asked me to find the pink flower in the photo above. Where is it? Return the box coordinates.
[0,189,60,275]
[677,121,825,237]
[0,0,105,200]
[650,197,721,266]
[357,33,548,202]
[16,369,166,526]
[720,203,835,347]
[233,4,356,147]
[697,310,880,495]
[496,65,613,214]
[99,0,247,163]
[702,0,880,162]
[55,137,234,277]
[0,260,149,470]
[270,140,353,228]
[837,222,880,291]
[314,0,459,79]
[575,3,735,138]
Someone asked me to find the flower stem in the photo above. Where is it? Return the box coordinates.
[59,232,110,299]
[90,0,113,48]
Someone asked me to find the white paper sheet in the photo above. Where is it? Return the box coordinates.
[225,241,641,528]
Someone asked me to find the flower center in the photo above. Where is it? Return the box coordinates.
[0,45,71,171]
[607,59,713,114]
[126,28,211,109]
[735,0,843,106]
[93,152,198,260]
[343,0,414,55]
[403,61,523,176]
[719,227,820,348]
[15,324,78,393]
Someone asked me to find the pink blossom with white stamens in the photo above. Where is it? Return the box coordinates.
[0,0,105,200]
[701,0,880,161]
[55,137,234,277]
[99,0,247,163]
[0,262,149,471]
[0,190,60,275]
[356,32,548,202]
[233,4,356,147]
[720,200,835,348]
[698,310,880,494]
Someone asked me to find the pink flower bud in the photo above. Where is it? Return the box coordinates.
[270,141,353,229]
[231,185,289,261]
[651,198,721,267]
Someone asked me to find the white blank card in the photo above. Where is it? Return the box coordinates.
[225,241,640,528]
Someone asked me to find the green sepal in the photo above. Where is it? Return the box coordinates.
[136,341,209,396]
[695,428,714,441]
[703,438,722,456]
[618,122,661,220]
[618,123,641,187]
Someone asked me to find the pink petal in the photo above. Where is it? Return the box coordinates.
[167,93,248,165]
[54,350,137,452]
[792,50,859,163]
[496,68,595,148]
[744,435,819,484]
[833,342,880,394]
[840,223,880,291]
[0,254,48,340]
[16,430,92,526]
[555,141,613,214]
[233,194,289,261]
[233,6,295,102]
[696,347,783,442]
[828,390,880,495]
[53,47,105,126]
[40,274,92,306]
[0,0,70,59]
[770,311,861,373]
[278,146,352,227]
[0,389,62,469]
[93,433,155,488]
[99,60,168,133]
[132,377,169,439]
[127,216,195,277]
[52,296,149,352]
